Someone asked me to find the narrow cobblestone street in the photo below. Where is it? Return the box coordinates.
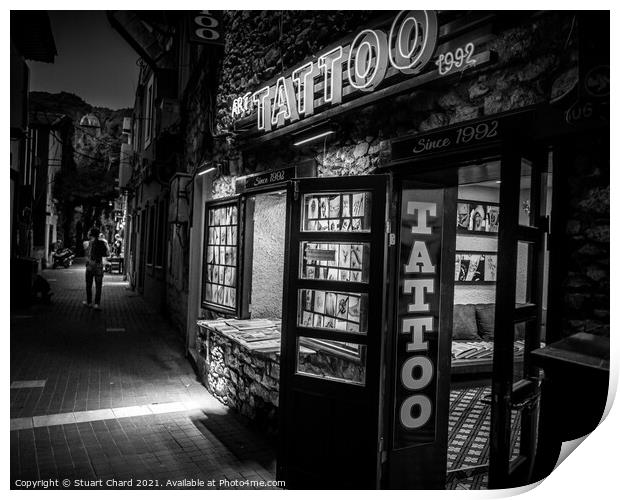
[10,260,277,489]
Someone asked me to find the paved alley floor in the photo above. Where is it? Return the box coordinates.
[10,261,279,490]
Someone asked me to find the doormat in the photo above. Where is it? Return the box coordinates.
[446,386,521,490]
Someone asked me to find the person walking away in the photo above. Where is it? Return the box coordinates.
[83,227,109,310]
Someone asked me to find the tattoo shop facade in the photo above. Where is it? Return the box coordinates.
[182,11,609,490]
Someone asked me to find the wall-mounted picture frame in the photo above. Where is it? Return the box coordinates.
[299,241,370,284]
[457,199,500,235]
[301,191,372,233]
[455,251,498,284]
[297,289,368,335]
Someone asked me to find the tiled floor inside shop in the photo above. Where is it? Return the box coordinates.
[446,386,521,489]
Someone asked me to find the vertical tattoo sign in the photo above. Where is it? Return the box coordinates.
[393,188,442,449]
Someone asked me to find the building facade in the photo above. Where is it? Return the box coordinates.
[112,10,609,490]
[23,111,73,267]
[10,11,58,303]
[110,11,183,317]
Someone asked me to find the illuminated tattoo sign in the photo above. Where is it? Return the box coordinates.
[393,188,442,449]
[230,10,444,130]
[231,92,252,119]
[435,42,476,75]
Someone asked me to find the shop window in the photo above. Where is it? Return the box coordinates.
[201,198,241,314]
[299,241,370,283]
[198,184,377,379]
[301,192,372,232]
[297,289,368,334]
[296,337,366,385]
[292,187,376,385]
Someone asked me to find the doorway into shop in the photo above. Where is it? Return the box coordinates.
[386,147,552,489]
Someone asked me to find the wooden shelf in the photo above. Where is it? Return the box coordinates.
[454,281,496,285]
[457,229,499,237]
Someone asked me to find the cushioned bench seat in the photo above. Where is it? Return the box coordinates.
[450,303,528,378]
[451,340,525,376]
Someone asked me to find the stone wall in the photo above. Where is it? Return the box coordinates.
[196,326,280,433]
[195,326,368,431]
[559,135,609,337]
[214,11,380,137]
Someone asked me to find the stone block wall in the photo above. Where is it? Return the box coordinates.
[196,326,280,433]
[559,135,609,337]
[195,326,368,430]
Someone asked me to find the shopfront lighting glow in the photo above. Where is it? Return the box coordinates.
[292,130,335,146]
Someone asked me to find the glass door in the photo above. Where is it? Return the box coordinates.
[488,148,550,488]
[278,175,389,489]
[385,176,457,489]
[383,149,549,490]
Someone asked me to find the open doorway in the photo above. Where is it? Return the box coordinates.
[446,158,552,489]
[447,163,502,488]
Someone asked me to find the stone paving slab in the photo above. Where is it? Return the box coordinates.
[11,380,47,389]
[11,262,279,489]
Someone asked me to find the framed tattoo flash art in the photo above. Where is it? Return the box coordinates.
[456,200,500,234]
[202,197,242,314]
[301,192,372,232]
[454,252,498,284]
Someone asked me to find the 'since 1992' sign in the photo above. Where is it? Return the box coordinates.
[393,188,442,450]
[244,166,295,190]
[392,118,501,161]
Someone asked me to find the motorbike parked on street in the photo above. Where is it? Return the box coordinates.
[52,247,75,268]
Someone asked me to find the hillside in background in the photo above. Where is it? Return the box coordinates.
[29,91,133,249]
[29,91,132,137]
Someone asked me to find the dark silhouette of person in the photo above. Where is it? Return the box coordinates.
[83,227,109,310]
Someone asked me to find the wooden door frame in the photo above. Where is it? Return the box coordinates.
[277,174,390,489]
[488,144,549,488]
[382,139,550,489]
[381,173,458,489]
